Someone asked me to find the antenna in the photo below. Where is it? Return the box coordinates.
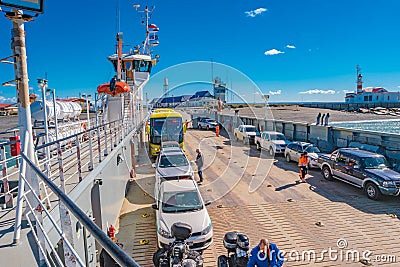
[134,4,156,55]
[116,0,120,33]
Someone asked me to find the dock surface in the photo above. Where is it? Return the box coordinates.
[118,128,400,267]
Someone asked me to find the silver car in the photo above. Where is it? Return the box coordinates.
[153,150,195,201]
[284,141,321,168]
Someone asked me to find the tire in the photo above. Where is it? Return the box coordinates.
[217,255,228,267]
[198,124,201,129]
[235,134,238,142]
[256,142,261,151]
[206,125,209,130]
[322,166,333,180]
[286,154,291,162]
[269,147,274,156]
[365,182,382,200]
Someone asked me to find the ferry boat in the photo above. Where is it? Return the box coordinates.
[0,4,158,266]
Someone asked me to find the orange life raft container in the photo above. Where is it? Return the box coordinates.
[97,81,131,97]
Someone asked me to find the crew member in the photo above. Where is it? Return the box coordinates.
[298,152,310,183]
[195,148,204,185]
[247,238,284,267]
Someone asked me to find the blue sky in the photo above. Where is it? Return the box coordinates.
[1,0,400,103]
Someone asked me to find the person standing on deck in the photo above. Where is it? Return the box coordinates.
[195,148,204,185]
[324,113,330,126]
[316,112,321,125]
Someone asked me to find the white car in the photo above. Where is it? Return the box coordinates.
[255,131,290,156]
[284,141,321,168]
[153,150,195,201]
[153,179,213,251]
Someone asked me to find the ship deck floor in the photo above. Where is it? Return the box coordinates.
[118,128,400,267]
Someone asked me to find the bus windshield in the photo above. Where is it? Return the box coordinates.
[150,117,183,144]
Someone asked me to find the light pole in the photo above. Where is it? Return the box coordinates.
[82,94,92,128]
[38,79,52,210]
[81,93,93,171]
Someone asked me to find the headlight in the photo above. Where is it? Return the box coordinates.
[158,223,171,238]
[201,221,212,235]
[383,181,395,188]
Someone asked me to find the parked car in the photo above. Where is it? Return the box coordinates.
[192,116,210,129]
[160,141,182,152]
[153,179,213,251]
[255,131,289,156]
[234,125,260,144]
[152,150,195,201]
[318,148,400,200]
[198,118,218,130]
[284,141,321,168]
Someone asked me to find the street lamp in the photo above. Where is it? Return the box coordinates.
[81,94,92,128]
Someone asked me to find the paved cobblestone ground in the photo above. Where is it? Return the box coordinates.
[119,128,400,267]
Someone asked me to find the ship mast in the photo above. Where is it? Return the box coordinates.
[134,4,156,56]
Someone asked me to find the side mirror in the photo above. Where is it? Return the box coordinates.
[146,125,150,135]
[151,203,158,210]
[152,163,157,168]
[204,200,212,206]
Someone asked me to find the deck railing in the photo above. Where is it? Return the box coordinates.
[5,109,148,266]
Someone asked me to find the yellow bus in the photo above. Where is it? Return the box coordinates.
[146,108,186,156]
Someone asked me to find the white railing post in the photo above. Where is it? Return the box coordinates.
[56,141,77,267]
[76,135,82,182]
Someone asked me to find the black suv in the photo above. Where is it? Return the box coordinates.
[318,148,400,200]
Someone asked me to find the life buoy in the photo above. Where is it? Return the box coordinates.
[97,81,131,97]
[81,122,87,131]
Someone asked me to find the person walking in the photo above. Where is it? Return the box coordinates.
[298,152,310,183]
[320,113,325,125]
[316,112,321,125]
[324,113,330,126]
[195,148,204,185]
[247,238,284,267]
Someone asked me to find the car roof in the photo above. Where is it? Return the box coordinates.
[161,141,180,147]
[159,150,185,156]
[290,141,312,146]
[161,179,197,192]
[338,148,382,157]
[262,131,284,134]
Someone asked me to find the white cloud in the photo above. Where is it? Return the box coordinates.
[286,45,296,49]
[0,96,17,103]
[245,8,267,17]
[342,90,353,94]
[269,90,282,95]
[264,49,284,56]
[299,89,336,95]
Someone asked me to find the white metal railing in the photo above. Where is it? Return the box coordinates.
[13,115,146,266]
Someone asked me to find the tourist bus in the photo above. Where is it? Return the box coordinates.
[146,108,186,157]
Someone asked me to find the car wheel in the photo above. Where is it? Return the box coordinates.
[365,182,381,200]
[206,125,209,130]
[256,142,261,151]
[322,166,333,180]
[269,147,274,156]
[235,135,238,141]
[198,124,201,129]
[286,154,291,162]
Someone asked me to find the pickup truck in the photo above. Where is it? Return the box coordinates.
[234,125,260,144]
[255,131,290,156]
[318,148,400,200]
